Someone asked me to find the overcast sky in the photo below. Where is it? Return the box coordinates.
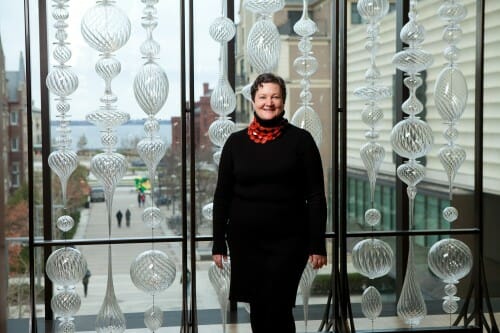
[0,1,240,120]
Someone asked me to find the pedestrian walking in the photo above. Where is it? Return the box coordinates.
[140,193,146,207]
[82,269,91,297]
[137,192,142,207]
[116,210,123,227]
[125,208,131,227]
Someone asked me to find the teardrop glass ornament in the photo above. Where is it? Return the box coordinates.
[133,62,169,116]
[438,145,466,187]
[293,5,317,37]
[360,142,385,202]
[299,261,318,331]
[246,18,281,73]
[90,153,128,194]
[48,150,78,203]
[396,161,425,188]
[130,249,177,296]
[291,105,323,146]
[210,77,236,116]
[95,247,126,333]
[209,260,231,333]
[208,117,236,147]
[137,138,166,176]
[397,241,427,326]
[361,286,383,320]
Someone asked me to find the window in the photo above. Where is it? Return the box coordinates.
[11,137,19,152]
[10,110,18,125]
[11,162,20,187]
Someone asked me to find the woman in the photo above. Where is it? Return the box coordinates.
[212,73,327,332]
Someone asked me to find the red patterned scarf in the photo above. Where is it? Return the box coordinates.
[247,112,288,144]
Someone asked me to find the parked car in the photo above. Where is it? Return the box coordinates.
[90,187,105,202]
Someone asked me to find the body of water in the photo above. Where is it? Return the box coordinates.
[51,120,172,150]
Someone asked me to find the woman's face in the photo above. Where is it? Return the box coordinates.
[252,82,284,120]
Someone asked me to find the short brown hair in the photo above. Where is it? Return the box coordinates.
[250,73,287,103]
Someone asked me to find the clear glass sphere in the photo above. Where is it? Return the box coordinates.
[352,238,393,279]
[390,118,433,159]
[51,288,81,318]
[357,0,390,21]
[364,208,381,227]
[81,2,131,53]
[46,247,87,285]
[396,161,425,187]
[443,206,458,223]
[56,319,75,333]
[293,55,318,77]
[361,103,383,127]
[208,117,236,147]
[428,238,473,284]
[142,206,163,229]
[209,16,236,43]
[57,215,75,232]
[130,250,176,295]
[46,66,78,97]
[438,2,467,22]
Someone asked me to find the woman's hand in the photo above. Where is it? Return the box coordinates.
[212,254,228,269]
[309,254,327,269]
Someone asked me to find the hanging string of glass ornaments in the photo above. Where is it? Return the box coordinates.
[351,0,394,327]
[80,1,131,331]
[129,1,177,332]
[290,0,322,147]
[391,0,434,327]
[289,1,322,330]
[428,0,472,317]
[45,1,88,332]
[241,0,284,101]
[206,1,236,332]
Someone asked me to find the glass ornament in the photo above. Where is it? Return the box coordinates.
[428,238,472,284]
[86,109,130,130]
[130,250,177,295]
[90,153,128,193]
[46,66,79,97]
[397,241,427,326]
[57,215,75,232]
[357,0,389,21]
[210,77,237,116]
[396,162,425,188]
[299,261,318,331]
[361,286,382,320]
[244,0,284,14]
[209,261,231,333]
[95,249,126,333]
[390,118,433,159]
[51,288,81,318]
[442,296,460,314]
[213,149,222,166]
[434,67,468,122]
[209,16,236,43]
[351,238,393,279]
[241,82,252,102]
[246,18,281,74]
[208,117,236,148]
[293,1,317,37]
[57,319,76,333]
[364,208,381,227]
[291,105,323,146]
[353,85,392,101]
[133,62,169,116]
[361,104,383,128]
[360,142,385,203]
[144,305,163,331]
[392,49,433,74]
[142,206,163,229]
[293,55,318,77]
[48,150,78,203]
[202,202,213,220]
[46,247,87,286]
[137,138,166,176]
[443,206,458,223]
[81,2,131,54]
[438,145,466,190]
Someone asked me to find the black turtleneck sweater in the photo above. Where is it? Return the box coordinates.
[212,118,327,306]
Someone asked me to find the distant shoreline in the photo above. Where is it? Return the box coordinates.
[51,119,172,126]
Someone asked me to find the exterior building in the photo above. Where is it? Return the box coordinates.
[170,82,217,162]
[6,52,28,194]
